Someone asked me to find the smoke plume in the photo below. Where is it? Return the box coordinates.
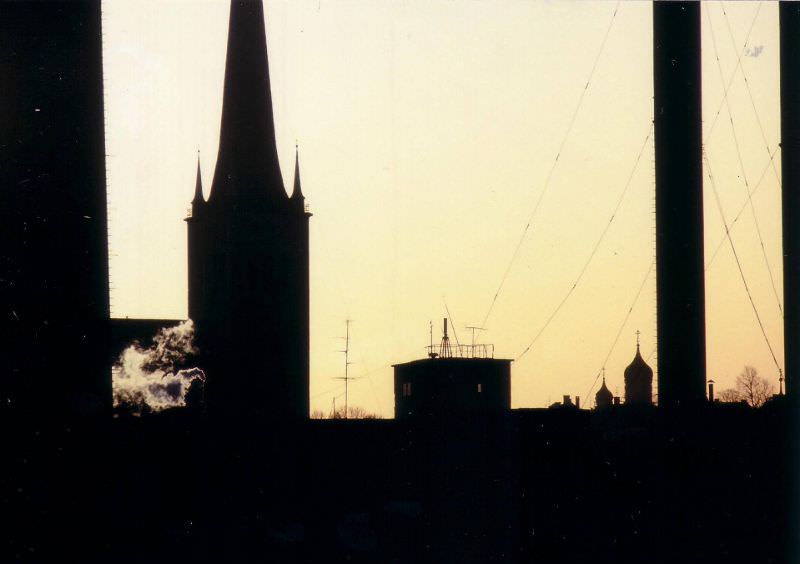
[113,320,205,414]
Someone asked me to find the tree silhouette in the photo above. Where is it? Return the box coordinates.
[717,388,743,403]
[310,406,381,419]
[718,366,775,407]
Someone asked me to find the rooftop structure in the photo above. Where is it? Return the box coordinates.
[394,319,510,418]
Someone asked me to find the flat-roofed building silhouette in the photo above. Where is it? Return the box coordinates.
[394,356,511,419]
[393,321,510,418]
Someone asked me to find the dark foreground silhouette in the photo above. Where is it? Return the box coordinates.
[1,2,796,561]
[2,400,795,564]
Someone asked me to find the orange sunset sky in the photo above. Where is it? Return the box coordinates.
[103,1,785,415]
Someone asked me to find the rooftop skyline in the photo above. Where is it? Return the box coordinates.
[104,0,784,415]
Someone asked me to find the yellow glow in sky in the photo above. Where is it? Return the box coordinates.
[103,1,784,415]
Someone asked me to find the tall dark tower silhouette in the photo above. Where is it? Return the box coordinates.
[781,3,800,402]
[0,1,111,416]
[186,0,310,419]
[653,2,706,407]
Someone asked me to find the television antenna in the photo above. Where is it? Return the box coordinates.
[333,320,355,418]
[465,325,487,348]
[428,320,438,358]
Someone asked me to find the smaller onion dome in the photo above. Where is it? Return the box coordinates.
[595,374,613,409]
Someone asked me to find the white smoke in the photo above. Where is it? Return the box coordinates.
[112,320,205,414]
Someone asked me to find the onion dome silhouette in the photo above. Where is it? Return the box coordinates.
[624,331,653,406]
[595,370,613,409]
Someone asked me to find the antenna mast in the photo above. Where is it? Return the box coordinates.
[334,320,354,418]
[428,320,437,358]
[466,325,486,348]
[440,318,452,358]
[343,319,351,418]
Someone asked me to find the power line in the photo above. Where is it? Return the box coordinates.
[352,349,385,417]
[719,2,781,192]
[705,3,783,318]
[703,148,783,377]
[311,382,345,400]
[584,260,654,402]
[480,0,622,330]
[516,124,653,361]
[705,144,779,271]
[703,2,763,144]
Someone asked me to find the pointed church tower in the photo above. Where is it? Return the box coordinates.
[186,0,310,420]
[291,145,305,205]
[191,152,204,206]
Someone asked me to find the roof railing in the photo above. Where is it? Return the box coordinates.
[426,343,495,359]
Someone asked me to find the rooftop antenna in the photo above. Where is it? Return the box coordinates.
[466,325,486,348]
[440,318,452,358]
[333,320,354,418]
[428,320,438,358]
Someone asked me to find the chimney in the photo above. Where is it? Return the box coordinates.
[575,396,581,409]
[708,380,715,403]
[653,2,707,407]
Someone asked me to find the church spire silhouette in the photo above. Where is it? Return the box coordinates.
[186,0,310,420]
[291,144,304,202]
[192,151,205,205]
[208,0,285,206]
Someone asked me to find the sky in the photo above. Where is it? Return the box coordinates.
[103,1,785,416]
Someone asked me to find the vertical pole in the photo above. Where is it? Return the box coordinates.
[781,2,800,402]
[653,2,706,407]
[780,6,800,563]
[344,320,350,419]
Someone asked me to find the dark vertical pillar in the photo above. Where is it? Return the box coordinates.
[653,2,706,407]
[781,3,800,402]
[780,6,800,564]
[0,1,111,417]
